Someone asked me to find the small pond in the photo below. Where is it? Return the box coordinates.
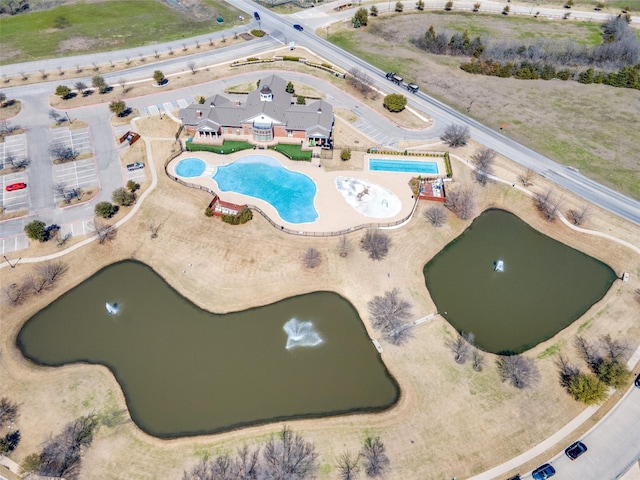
[424,209,617,354]
[17,261,398,438]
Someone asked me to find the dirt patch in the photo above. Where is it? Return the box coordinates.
[57,37,107,53]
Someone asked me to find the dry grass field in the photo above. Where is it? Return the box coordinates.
[2,108,639,478]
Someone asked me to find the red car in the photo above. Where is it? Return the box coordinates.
[5,182,26,191]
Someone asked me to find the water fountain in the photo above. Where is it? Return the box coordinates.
[494,260,504,272]
[105,302,119,315]
[283,318,323,350]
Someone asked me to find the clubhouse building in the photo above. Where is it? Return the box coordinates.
[178,74,334,149]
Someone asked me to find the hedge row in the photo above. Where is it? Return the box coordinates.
[185,141,254,154]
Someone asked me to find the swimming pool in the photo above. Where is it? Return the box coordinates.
[175,158,206,177]
[369,158,439,174]
[213,155,318,224]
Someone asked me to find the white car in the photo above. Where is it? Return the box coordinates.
[127,162,144,171]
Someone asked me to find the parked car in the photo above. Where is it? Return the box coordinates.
[635,372,640,388]
[5,182,26,191]
[505,475,521,480]
[565,441,587,460]
[293,24,303,31]
[253,11,260,20]
[126,162,144,171]
[532,463,556,479]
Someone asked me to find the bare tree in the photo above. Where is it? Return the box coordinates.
[337,235,351,257]
[555,354,580,388]
[262,426,319,480]
[93,221,116,244]
[5,283,26,306]
[233,445,261,480]
[440,123,469,147]
[360,436,390,478]
[26,273,49,295]
[75,81,87,95]
[149,222,160,239]
[447,331,474,364]
[423,206,447,227]
[37,415,98,480]
[360,230,391,261]
[496,354,540,389]
[56,230,72,247]
[534,189,561,222]
[567,205,589,226]
[336,450,360,480]
[182,459,210,480]
[518,168,534,187]
[187,61,198,74]
[574,335,602,371]
[599,334,630,361]
[39,68,47,80]
[367,288,413,345]
[347,68,374,98]
[50,143,78,163]
[119,78,127,91]
[302,247,321,269]
[471,347,485,372]
[0,398,19,427]
[471,148,496,186]
[444,186,475,220]
[36,261,68,285]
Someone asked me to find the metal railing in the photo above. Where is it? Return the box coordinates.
[164,148,421,237]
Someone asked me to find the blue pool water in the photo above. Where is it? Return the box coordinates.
[176,158,206,177]
[213,155,318,224]
[369,158,439,174]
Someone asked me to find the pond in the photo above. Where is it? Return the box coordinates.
[17,261,398,438]
[424,209,617,354]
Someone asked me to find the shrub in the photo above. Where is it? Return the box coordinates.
[340,149,352,161]
[383,93,407,112]
[24,220,48,242]
[112,187,136,207]
[567,373,608,404]
[55,85,71,98]
[222,207,253,224]
[94,201,115,218]
[250,29,265,37]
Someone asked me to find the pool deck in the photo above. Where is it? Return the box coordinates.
[167,150,425,233]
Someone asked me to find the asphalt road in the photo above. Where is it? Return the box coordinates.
[530,384,640,480]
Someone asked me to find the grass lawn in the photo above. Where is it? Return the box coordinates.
[186,140,254,154]
[270,143,313,160]
[0,0,245,64]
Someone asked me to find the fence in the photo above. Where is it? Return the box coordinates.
[164,147,421,237]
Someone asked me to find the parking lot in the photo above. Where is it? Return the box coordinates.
[0,133,28,170]
[52,158,99,203]
[49,127,93,159]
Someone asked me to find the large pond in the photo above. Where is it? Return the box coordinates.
[424,209,617,354]
[17,261,398,438]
